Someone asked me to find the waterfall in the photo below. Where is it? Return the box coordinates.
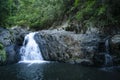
[19,32,45,63]
[104,39,113,66]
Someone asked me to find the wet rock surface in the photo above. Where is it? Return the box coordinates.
[0,27,28,65]
[34,30,100,65]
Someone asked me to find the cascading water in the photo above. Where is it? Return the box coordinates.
[19,32,45,63]
[104,39,113,66]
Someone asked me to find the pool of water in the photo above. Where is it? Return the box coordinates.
[0,62,120,80]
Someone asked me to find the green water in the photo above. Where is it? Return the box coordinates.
[0,62,120,80]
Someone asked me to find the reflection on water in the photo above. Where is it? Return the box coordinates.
[0,62,120,80]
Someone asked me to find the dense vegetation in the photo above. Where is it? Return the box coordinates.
[71,0,120,27]
[0,0,120,29]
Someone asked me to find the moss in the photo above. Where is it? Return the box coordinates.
[0,43,3,50]
[0,43,6,62]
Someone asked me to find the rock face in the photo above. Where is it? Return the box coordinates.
[1,26,120,66]
[0,27,28,65]
[110,35,120,65]
[34,30,100,65]
[0,27,14,46]
[11,27,29,58]
[0,27,15,64]
[0,27,103,66]
[111,35,120,55]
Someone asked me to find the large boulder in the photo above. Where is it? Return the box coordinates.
[11,27,29,46]
[10,27,29,59]
[34,30,100,65]
[0,27,28,65]
[0,27,14,46]
[0,27,15,64]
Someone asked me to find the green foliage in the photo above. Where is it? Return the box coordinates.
[74,0,79,7]
[0,0,17,27]
[0,0,9,26]
[0,0,120,29]
[6,0,65,29]
[97,5,106,16]
[69,0,120,27]
[75,0,96,20]
[0,43,6,62]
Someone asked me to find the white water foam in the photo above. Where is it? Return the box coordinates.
[19,32,48,64]
[104,39,113,66]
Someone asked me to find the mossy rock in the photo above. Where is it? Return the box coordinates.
[0,43,3,49]
[0,43,6,62]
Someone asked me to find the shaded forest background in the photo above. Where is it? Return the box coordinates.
[0,0,120,30]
